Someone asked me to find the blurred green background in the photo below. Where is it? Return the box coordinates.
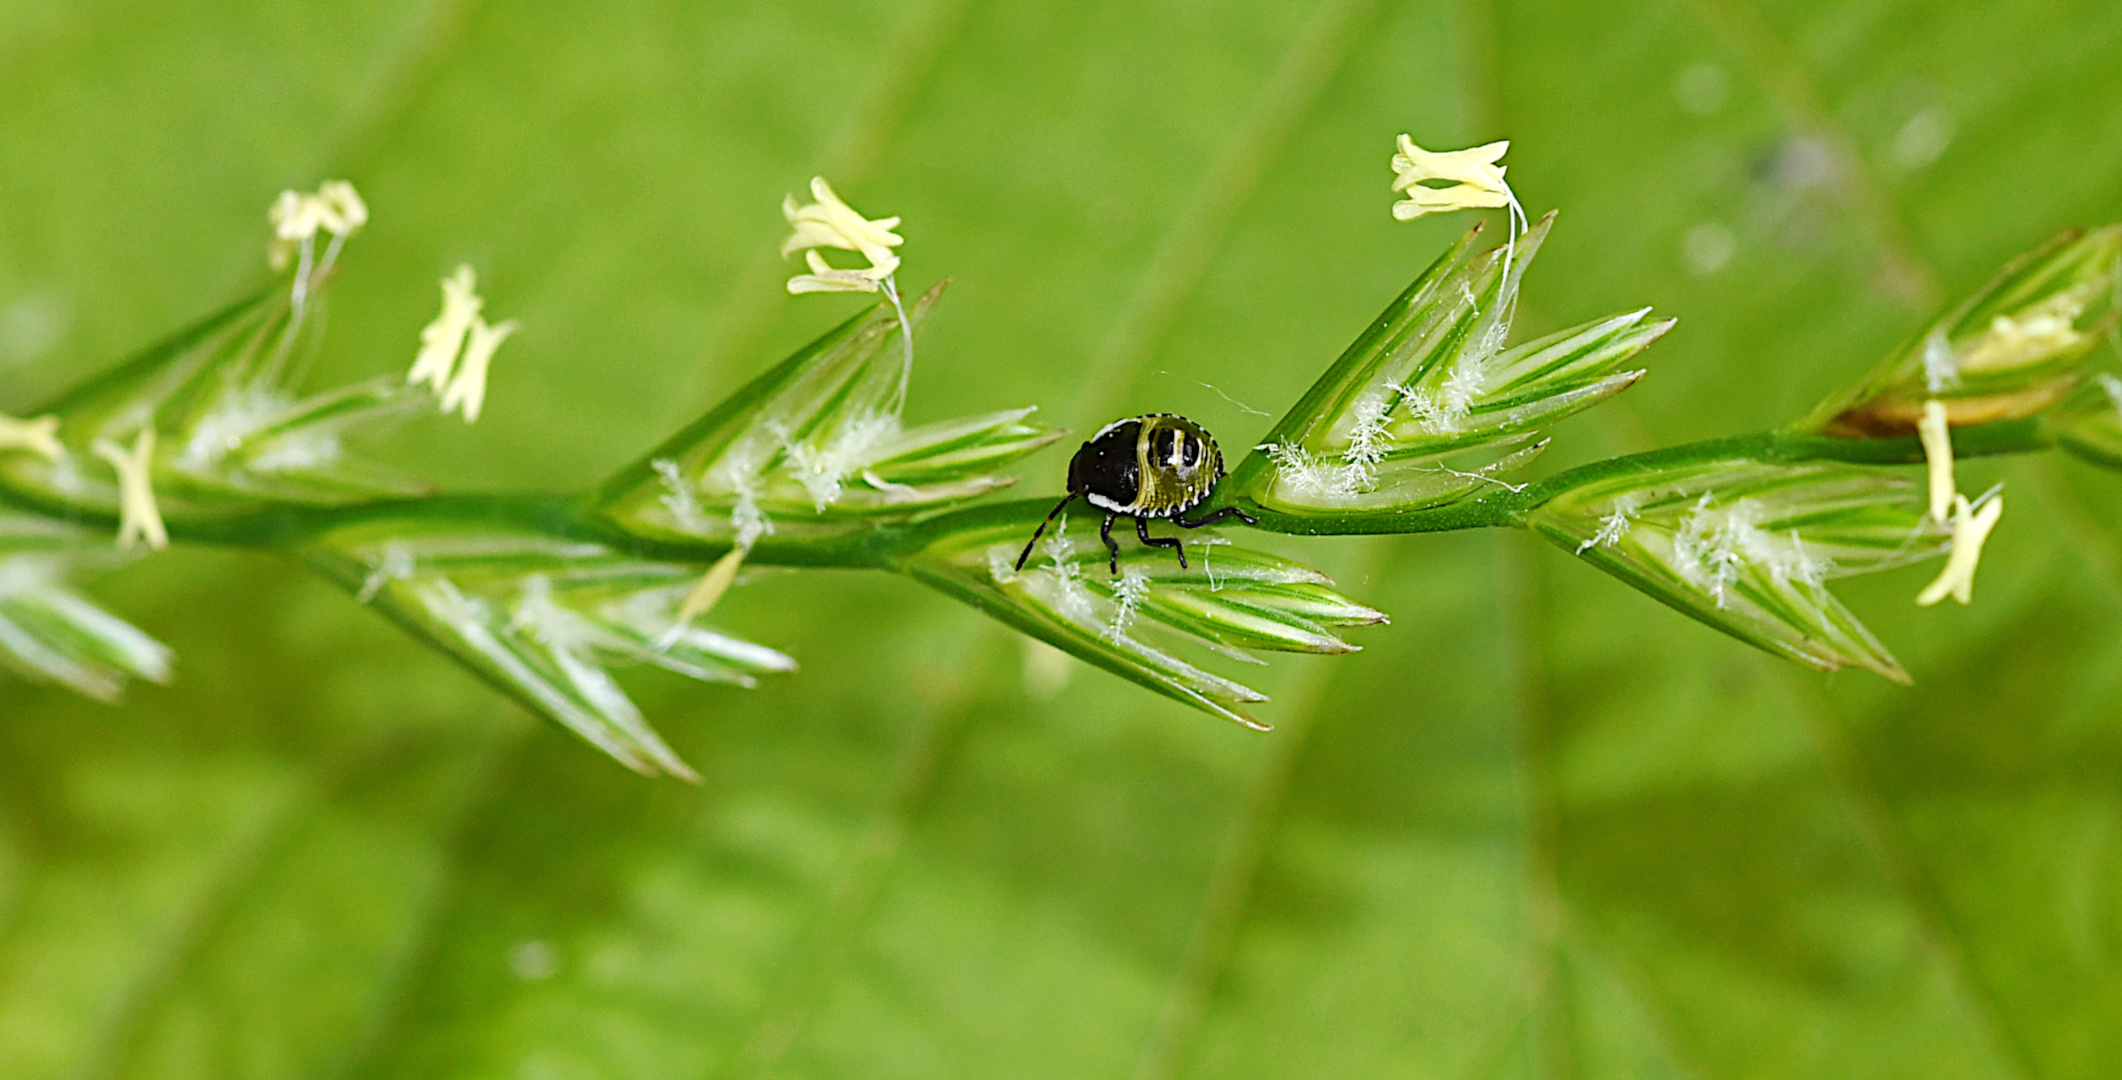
[4,0,2122,1076]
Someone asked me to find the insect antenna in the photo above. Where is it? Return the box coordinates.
[1014,492,1080,571]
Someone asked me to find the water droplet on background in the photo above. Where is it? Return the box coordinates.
[1675,63,1731,115]
[1892,105,1955,170]
[509,939,559,981]
[0,293,69,368]
[1683,222,1738,276]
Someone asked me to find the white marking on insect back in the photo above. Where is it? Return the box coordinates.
[1086,491,1130,513]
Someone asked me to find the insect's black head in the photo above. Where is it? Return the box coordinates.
[1067,418,1143,508]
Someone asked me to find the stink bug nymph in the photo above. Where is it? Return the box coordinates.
[1014,413,1257,575]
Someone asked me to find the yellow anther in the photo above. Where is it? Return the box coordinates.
[1916,493,2004,607]
[781,177,903,295]
[0,414,62,461]
[92,429,168,551]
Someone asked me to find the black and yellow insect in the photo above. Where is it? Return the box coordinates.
[1015,413,1257,575]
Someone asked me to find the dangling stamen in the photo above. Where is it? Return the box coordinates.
[879,275,914,414]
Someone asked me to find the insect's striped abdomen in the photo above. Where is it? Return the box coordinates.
[1128,414,1221,518]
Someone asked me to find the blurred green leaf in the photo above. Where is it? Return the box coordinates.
[0,519,171,702]
[3,1,2122,1078]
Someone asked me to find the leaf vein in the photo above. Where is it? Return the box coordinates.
[1077,0,1388,422]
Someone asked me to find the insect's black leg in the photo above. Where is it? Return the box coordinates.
[1100,513,1121,575]
[1015,492,1081,571]
[1136,515,1188,570]
[1174,506,1258,528]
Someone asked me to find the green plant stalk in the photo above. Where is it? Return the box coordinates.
[0,417,2053,569]
[5,213,2107,771]
[1201,417,2051,535]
